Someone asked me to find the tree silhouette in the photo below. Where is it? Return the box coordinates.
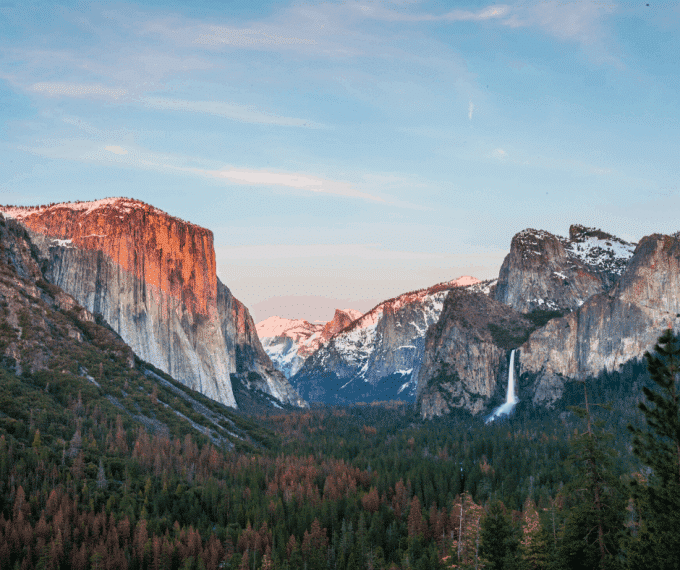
[628,329,680,569]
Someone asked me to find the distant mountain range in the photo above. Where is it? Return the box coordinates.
[256,309,362,378]
[3,197,677,420]
[284,276,481,403]
[258,223,680,420]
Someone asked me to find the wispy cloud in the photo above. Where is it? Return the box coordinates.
[199,167,386,203]
[30,82,128,99]
[468,100,474,120]
[502,1,620,65]
[504,1,615,44]
[358,4,511,22]
[25,85,324,128]
[492,148,507,160]
[194,25,317,47]
[105,145,128,155]
[353,1,619,65]
[17,136,388,203]
[140,97,324,128]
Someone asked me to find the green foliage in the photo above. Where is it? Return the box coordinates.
[479,501,519,570]
[523,309,564,329]
[627,329,680,570]
[555,385,625,570]
[488,322,532,350]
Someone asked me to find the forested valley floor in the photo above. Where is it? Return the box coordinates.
[2,324,680,570]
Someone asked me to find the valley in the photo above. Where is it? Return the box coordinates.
[0,199,678,569]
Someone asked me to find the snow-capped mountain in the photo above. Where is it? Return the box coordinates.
[290,276,480,403]
[494,225,636,314]
[417,224,652,419]
[561,225,636,284]
[256,309,363,377]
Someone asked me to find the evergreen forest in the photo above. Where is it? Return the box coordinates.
[1,327,680,570]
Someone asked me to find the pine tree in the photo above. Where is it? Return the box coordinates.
[627,329,680,569]
[557,382,624,570]
[479,500,519,570]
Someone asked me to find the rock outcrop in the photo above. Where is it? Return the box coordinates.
[494,227,635,313]
[416,287,534,418]
[291,276,480,403]
[520,233,680,407]
[256,309,362,378]
[1,198,305,409]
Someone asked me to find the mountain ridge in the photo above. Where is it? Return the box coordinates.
[256,308,363,378]
[290,275,480,403]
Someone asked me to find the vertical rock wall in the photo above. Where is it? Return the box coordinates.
[3,199,304,408]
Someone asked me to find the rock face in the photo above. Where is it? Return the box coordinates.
[494,227,635,313]
[415,225,653,418]
[1,198,305,409]
[256,309,362,378]
[520,233,680,407]
[416,287,534,418]
[0,213,276,446]
[290,276,480,403]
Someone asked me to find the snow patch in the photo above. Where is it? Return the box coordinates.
[563,234,635,275]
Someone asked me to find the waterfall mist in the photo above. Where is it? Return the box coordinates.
[485,349,518,423]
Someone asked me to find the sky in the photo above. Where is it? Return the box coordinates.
[1,0,678,322]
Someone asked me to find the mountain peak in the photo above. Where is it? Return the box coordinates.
[257,308,364,378]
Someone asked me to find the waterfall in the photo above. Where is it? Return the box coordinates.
[485,350,518,423]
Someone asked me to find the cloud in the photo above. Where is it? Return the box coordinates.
[442,5,511,22]
[140,97,324,128]
[503,1,617,56]
[16,136,415,206]
[492,148,507,159]
[360,4,511,22]
[204,168,385,202]
[468,100,474,120]
[194,25,317,47]
[105,145,128,155]
[30,82,128,99]
[352,1,618,65]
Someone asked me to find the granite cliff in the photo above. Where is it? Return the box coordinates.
[494,226,634,313]
[1,198,304,409]
[416,226,677,419]
[521,232,680,407]
[0,213,273,446]
[416,287,533,418]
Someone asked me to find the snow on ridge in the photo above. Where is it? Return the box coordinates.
[343,275,479,333]
[468,279,497,296]
[258,308,365,377]
[328,283,457,378]
[50,238,73,248]
[341,308,363,321]
[0,198,199,229]
[562,235,635,274]
[1,197,150,218]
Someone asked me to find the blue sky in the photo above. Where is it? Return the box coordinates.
[1,0,678,321]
